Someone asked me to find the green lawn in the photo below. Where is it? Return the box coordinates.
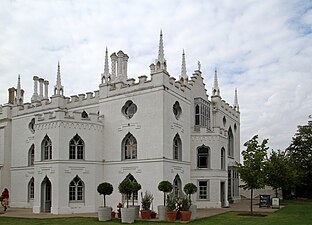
[0,200,311,225]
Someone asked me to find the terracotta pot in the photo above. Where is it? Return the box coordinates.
[166,210,177,222]
[180,210,192,221]
[117,211,121,218]
[151,211,157,219]
[140,210,151,219]
[111,211,116,218]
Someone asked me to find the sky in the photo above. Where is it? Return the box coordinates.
[0,0,311,152]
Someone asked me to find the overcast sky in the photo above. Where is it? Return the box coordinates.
[0,0,311,151]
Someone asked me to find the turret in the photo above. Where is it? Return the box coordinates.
[234,88,239,111]
[212,68,220,97]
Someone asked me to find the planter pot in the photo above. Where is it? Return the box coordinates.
[98,206,112,221]
[121,207,135,223]
[140,209,151,219]
[151,211,157,219]
[157,205,166,220]
[166,210,177,222]
[180,210,192,221]
[111,211,116,218]
[117,211,121,218]
[129,205,140,219]
[190,204,197,220]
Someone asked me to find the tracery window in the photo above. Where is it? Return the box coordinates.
[69,175,84,202]
[28,144,35,166]
[41,135,52,160]
[228,127,234,158]
[221,147,225,170]
[28,177,34,201]
[173,133,182,161]
[122,133,137,160]
[69,134,84,160]
[194,98,210,130]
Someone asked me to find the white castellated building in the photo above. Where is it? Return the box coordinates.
[0,32,240,214]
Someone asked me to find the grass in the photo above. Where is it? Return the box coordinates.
[0,200,311,225]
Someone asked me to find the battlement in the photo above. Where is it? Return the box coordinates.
[1,90,100,117]
[35,108,104,124]
[101,70,191,99]
[220,99,240,118]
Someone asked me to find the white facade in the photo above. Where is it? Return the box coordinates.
[0,32,240,214]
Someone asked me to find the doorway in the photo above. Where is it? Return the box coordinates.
[41,176,52,213]
[220,181,225,207]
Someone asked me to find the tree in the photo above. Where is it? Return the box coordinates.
[131,181,141,205]
[118,179,134,208]
[158,181,173,206]
[286,121,312,198]
[264,150,297,197]
[97,182,113,207]
[183,183,197,205]
[236,135,268,215]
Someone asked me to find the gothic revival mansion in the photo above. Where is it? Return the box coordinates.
[0,32,240,214]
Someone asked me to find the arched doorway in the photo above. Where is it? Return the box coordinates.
[41,176,52,213]
[173,174,182,197]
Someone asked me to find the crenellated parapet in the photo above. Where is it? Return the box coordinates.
[34,108,104,128]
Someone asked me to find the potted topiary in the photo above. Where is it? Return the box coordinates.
[97,182,114,221]
[130,181,141,219]
[180,194,191,221]
[118,179,135,223]
[165,192,177,221]
[157,181,173,220]
[183,182,197,220]
[140,191,154,219]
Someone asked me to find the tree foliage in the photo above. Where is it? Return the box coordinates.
[97,182,113,207]
[236,135,268,214]
[264,150,297,197]
[286,121,312,198]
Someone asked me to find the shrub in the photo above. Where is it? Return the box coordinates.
[166,193,176,211]
[118,179,134,208]
[183,183,197,205]
[158,181,173,206]
[141,191,154,210]
[97,182,113,207]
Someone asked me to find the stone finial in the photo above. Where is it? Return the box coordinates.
[234,88,239,111]
[212,68,220,97]
[54,61,64,96]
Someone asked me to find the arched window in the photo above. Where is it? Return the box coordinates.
[41,135,52,160]
[28,177,34,201]
[228,127,234,157]
[197,145,210,168]
[69,134,84,160]
[221,148,225,170]
[69,175,84,202]
[122,133,137,160]
[173,133,182,161]
[173,174,182,197]
[28,144,35,166]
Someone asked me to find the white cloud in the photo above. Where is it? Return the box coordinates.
[0,0,311,151]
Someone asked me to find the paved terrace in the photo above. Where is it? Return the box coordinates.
[0,199,280,219]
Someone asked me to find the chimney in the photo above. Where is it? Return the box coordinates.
[8,87,15,104]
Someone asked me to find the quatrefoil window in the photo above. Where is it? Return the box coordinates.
[173,101,182,120]
[122,100,137,119]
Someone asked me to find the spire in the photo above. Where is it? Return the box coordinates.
[104,46,109,75]
[234,88,239,111]
[154,29,167,71]
[15,74,23,105]
[212,68,220,97]
[180,49,188,82]
[158,29,164,62]
[54,61,64,96]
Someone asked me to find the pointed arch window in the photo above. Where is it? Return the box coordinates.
[228,127,234,158]
[122,133,137,160]
[197,145,210,168]
[173,174,182,197]
[28,177,34,201]
[69,134,85,160]
[69,175,84,202]
[41,135,52,160]
[221,148,226,170]
[28,144,35,166]
[173,133,182,161]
